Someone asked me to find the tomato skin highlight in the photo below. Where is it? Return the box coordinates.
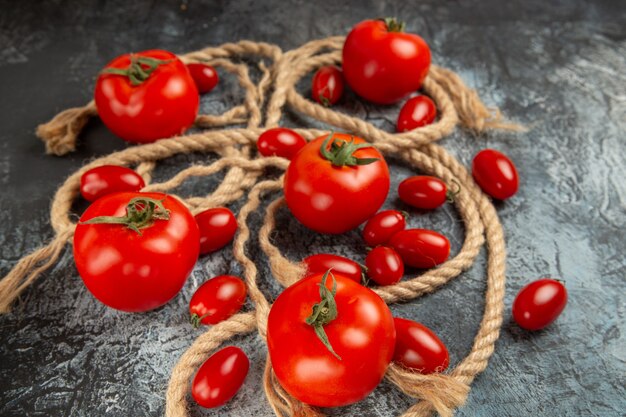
[194,207,238,255]
[257,128,307,160]
[388,229,450,269]
[365,246,404,286]
[311,65,344,106]
[393,318,450,374]
[80,165,145,202]
[302,254,363,284]
[94,49,199,143]
[73,192,200,312]
[362,210,407,247]
[512,279,568,331]
[472,149,519,200]
[396,95,437,132]
[191,346,249,408]
[267,273,396,407]
[342,19,431,104]
[398,176,447,210]
[186,63,219,94]
[284,133,390,234]
[189,276,247,326]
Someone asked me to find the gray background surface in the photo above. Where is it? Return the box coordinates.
[0,1,624,416]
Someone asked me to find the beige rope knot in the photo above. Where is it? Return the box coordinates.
[0,36,523,417]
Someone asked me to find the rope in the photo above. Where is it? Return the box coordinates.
[0,36,523,417]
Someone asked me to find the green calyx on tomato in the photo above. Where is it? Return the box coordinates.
[305,270,342,360]
[80,196,170,234]
[382,17,406,33]
[320,132,379,167]
[446,178,461,203]
[101,54,172,86]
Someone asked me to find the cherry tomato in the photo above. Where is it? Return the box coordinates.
[342,19,431,104]
[194,207,238,255]
[267,272,395,407]
[80,165,145,202]
[303,253,363,284]
[257,128,307,160]
[365,246,404,286]
[189,275,247,327]
[186,63,219,94]
[362,210,407,247]
[73,192,200,312]
[393,318,449,373]
[284,132,390,234]
[512,279,568,331]
[94,49,199,143]
[398,176,447,210]
[388,229,450,269]
[396,95,437,132]
[472,149,519,200]
[192,346,249,408]
[311,65,344,106]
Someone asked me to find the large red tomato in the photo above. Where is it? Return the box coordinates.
[267,271,396,407]
[94,49,199,143]
[342,19,431,104]
[73,192,200,312]
[284,132,390,234]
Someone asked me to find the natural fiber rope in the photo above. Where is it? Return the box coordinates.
[0,36,522,417]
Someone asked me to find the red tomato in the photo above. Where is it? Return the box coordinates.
[472,149,519,200]
[189,275,247,327]
[398,176,447,210]
[512,279,567,331]
[192,346,249,408]
[257,128,307,160]
[186,63,219,94]
[303,253,363,284]
[94,49,199,143]
[393,318,449,374]
[365,246,404,286]
[388,229,450,269]
[267,272,396,407]
[73,192,200,312]
[284,132,390,234]
[80,165,145,202]
[194,207,238,255]
[362,210,407,247]
[311,65,344,106]
[342,19,431,104]
[396,95,437,132]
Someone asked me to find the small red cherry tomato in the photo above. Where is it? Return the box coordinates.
[312,65,344,106]
[187,63,219,94]
[365,246,404,286]
[393,317,449,373]
[512,279,567,331]
[194,207,237,255]
[396,95,437,132]
[80,165,145,202]
[189,275,247,327]
[472,149,519,200]
[257,128,307,160]
[362,210,406,247]
[398,176,447,210]
[303,254,363,284]
[389,229,450,269]
[192,346,249,408]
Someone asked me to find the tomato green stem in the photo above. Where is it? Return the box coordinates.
[80,197,170,234]
[446,178,461,203]
[101,55,172,86]
[190,312,212,328]
[319,132,379,167]
[382,17,406,33]
[305,270,342,360]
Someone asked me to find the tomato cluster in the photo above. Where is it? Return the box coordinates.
[70,17,562,412]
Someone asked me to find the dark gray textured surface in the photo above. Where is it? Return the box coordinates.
[1,1,625,416]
